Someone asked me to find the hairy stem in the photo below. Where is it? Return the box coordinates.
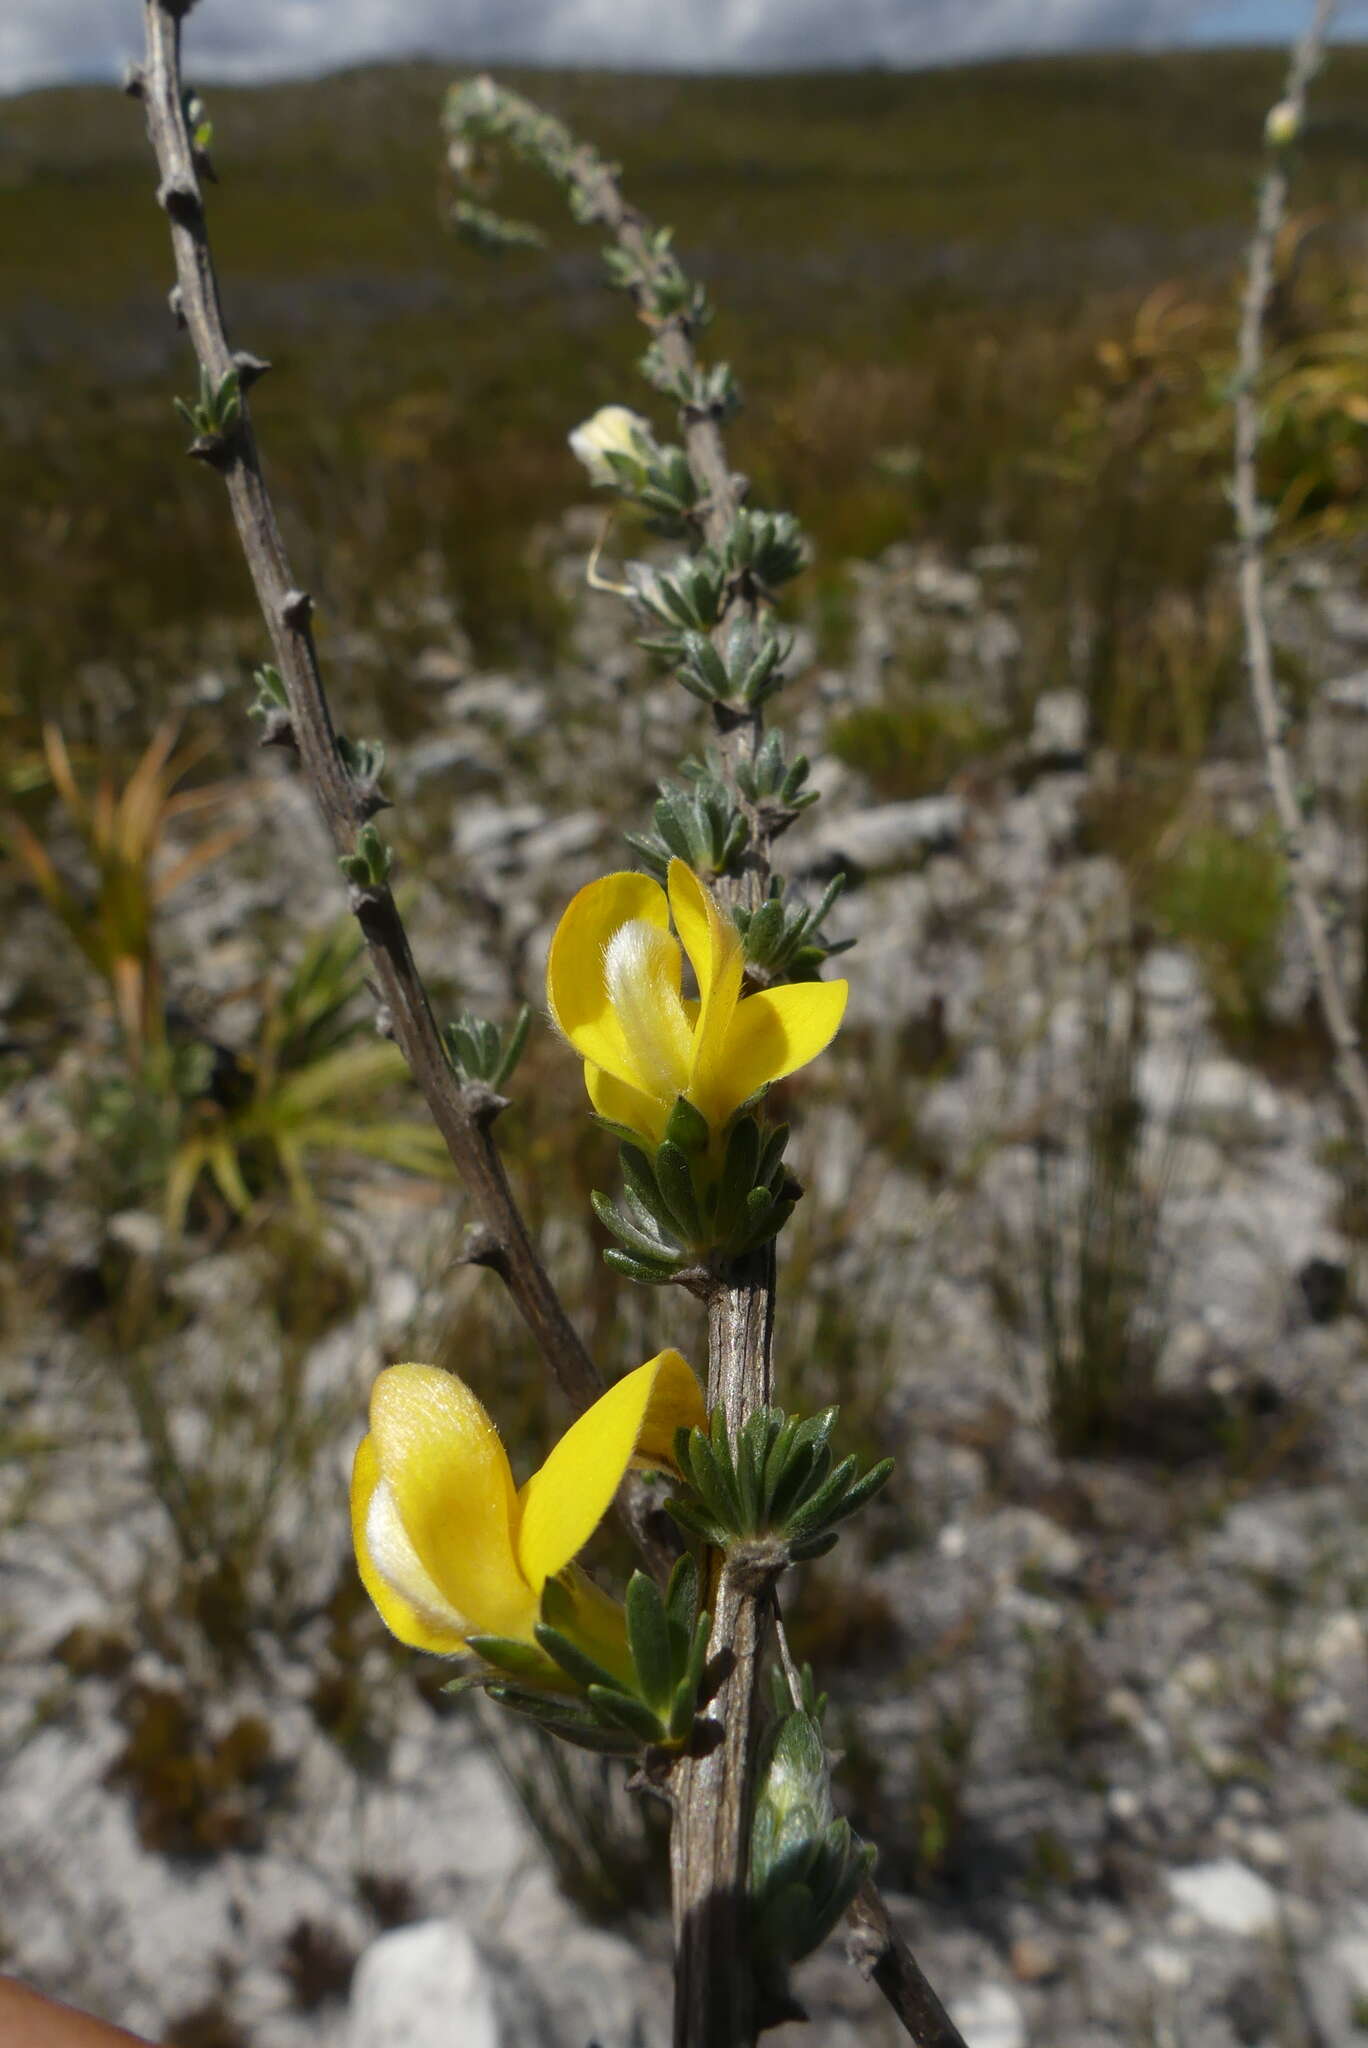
[1233,0,1368,1141]
[668,1249,775,2046]
[445,78,972,2044]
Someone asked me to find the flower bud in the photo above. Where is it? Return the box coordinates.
[1265,100,1300,148]
[568,405,658,487]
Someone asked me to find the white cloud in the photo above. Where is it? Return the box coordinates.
[0,0,1343,95]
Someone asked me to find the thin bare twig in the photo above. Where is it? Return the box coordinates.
[846,1884,968,2048]
[130,6,609,1430]
[1233,0,1368,1141]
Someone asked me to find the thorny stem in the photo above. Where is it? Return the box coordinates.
[1233,0,1368,1143]
[127,9,686,1568]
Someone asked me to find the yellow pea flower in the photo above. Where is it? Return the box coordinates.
[546,857,847,1147]
[351,1348,706,1657]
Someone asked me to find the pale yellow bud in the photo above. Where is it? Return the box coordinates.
[1265,100,1300,148]
[567,405,657,487]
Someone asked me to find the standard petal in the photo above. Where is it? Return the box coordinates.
[515,1350,703,1590]
[546,872,670,1089]
[703,978,849,1126]
[586,1061,671,1146]
[369,1363,537,1643]
[351,1435,469,1654]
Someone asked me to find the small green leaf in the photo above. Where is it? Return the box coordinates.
[654,1139,702,1241]
[465,1635,559,1685]
[533,1622,624,1696]
[626,1571,674,1711]
[585,1685,667,1745]
[665,1094,710,1154]
[486,1684,635,1754]
[665,1552,699,1637]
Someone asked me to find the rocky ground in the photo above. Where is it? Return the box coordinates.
[2,521,1368,2047]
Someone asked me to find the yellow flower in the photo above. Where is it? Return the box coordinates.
[547,858,847,1147]
[351,1349,705,1657]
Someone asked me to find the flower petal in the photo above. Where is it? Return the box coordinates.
[602,919,693,1103]
[586,1060,671,1146]
[709,978,849,1125]
[369,1363,537,1643]
[667,860,744,1118]
[630,1346,709,1468]
[546,871,672,1092]
[516,1349,706,1590]
[351,1434,469,1654]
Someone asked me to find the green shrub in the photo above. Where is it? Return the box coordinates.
[827,697,998,801]
[1149,824,1286,1031]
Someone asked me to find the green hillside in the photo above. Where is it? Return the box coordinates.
[3,49,1367,696]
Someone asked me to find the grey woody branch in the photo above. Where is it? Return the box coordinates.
[1233,0,1368,1141]
[129,5,609,1429]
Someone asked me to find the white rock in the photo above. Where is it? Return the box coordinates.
[1142,1943,1193,1988]
[411,647,468,689]
[1167,1858,1279,1937]
[348,1919,500,2048]
[1162,1054,1286,1147]
[1332,1915,1368,1997]
[453,801,546,863]
[804,797,966,876]
[911,558,982,613]
[948,1980,1026,2048]
[1028,689,1087,766]
[1312,1610,1367,1683]
[1107,1786,1143,1824]
[445,676,547,736]
[105,1210,165,1260]
[393,733,499,797]
[1322,592,1368,646]
[1138,946,1204,1011]
[1245,1827,1290,1870]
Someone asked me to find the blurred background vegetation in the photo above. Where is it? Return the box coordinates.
[4,48,1368,704]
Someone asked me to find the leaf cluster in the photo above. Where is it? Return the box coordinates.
[660,617,790,714]
[470,1557,713,1757]
[173,364,241,460]
[750,1675,876,2008]
[592,1100,795,1283]
[337,822,392,892]
[723,509,807,590]
[668,1405,892,1561]
[442,1004,531,1092]
[623,767,747,884]
[734,875,851,983]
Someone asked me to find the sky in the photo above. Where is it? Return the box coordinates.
[2,0,1366,95]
